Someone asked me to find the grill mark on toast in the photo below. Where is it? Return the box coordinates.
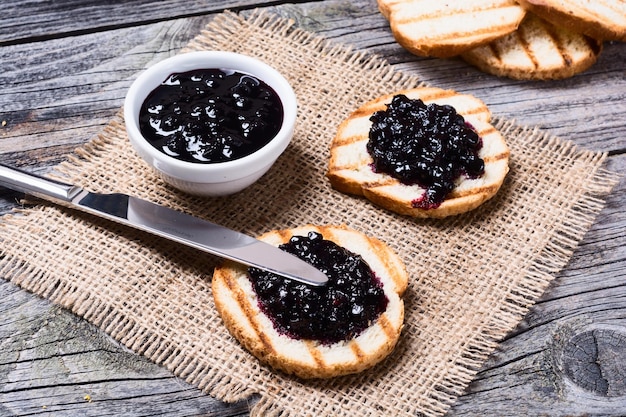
[393,4,521,25]
[416,89,458,103]
[350,340,366,362]
[536,17,571,68]
[370,238,404,292]
[276,229,293,242]
[543,20,603,66]
[488,42,502,63]
[352,89,488,119]
[223,270,274,353]
[482,150,510,163]
[476,125,497,137]
[355,88,461,116]
[377,313,396,340]
[462,107,491,120]
[419,91,491,119]
[330,160,362,171]
[448,183,499,199]
[305,340,327,370]
[364,176,397,190]
[397,23,521,46]
[333,133,367,147]
[353,106,384,118]
[315,225,330,238]
[516,23,540,70]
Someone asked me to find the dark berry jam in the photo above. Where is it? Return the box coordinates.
[138,68,283,163]
[367,94,485,209]
[248,232,388,344]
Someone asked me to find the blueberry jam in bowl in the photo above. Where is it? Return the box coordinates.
[124,51,297,196]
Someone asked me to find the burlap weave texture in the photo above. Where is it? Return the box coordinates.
[0,11,620,417]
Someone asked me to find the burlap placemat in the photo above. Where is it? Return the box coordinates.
[0,10,620,417]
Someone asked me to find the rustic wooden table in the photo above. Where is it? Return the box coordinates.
[1,1,625,416]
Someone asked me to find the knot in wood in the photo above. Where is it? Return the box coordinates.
[561,328,626,397]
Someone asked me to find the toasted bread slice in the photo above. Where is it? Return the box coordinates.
[461,13,603,80]
[516,0,626,41]
[378,0,526,57]
[327,87,510,218]
[212,225,408,379]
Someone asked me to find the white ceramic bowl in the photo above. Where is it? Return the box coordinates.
[124,51,297,196]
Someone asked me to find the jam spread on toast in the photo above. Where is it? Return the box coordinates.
[139,68,283,163]
[248,232,388,344]
[368,94,485,208]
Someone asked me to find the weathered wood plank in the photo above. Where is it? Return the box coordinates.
[0,280,253,416]
[447,154,626,416]
[1,15,214,157]
[0,0,304,45]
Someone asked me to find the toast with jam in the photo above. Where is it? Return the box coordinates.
[212,224,408,379]
[515,0,626,41]
[327,87,510,218]
[461,13,603,80]
[377,0,526,57]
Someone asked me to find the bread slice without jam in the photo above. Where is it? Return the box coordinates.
[461,13,603,80]
[515,0,626,41]
[377,0,526,57]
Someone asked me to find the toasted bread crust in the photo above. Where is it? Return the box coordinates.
[378,0,526,57]
[378,0,620,79]
[461,13,603,80]
[516,0,626,41]
[326,87,510,218]
[212,225,408,379]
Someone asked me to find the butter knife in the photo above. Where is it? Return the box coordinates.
[0,164,328,286]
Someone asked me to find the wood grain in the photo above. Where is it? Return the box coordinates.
[0,280,253,416]
[0,1,277,45]
[0,0,624,415]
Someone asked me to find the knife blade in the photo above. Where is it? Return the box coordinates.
[0,163,328,286]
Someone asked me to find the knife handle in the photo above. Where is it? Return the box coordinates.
[0,163,82,203]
